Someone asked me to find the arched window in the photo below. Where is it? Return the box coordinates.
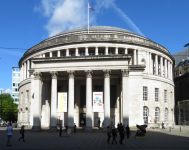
[180,109,183,122]
[155,107,160,122]
[164,109,168,122]
[143,107,148,123]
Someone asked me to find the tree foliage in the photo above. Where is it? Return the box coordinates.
[0,93,18,121]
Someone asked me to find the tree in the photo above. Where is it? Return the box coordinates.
[0,93,18,122]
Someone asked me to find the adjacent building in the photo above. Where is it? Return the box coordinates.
[18,26,175,130]
[12,67,20,104]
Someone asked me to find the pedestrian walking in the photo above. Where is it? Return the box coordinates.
[162,121,164,129]
[119,123,124,144]
[19,126,26,142]
[111,126,117,144]
[126,125,130,138]
[6,123,13,146]
[81,119,84,127]
[74,123,76,133]
[59,124,62,137]
[98,119,101,128]
[106,126,112,143]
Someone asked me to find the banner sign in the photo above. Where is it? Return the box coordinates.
[148,116,152,123]
[58,92,67,112]
[93,92,103,112]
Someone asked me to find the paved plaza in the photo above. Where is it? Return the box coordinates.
[0,126,189,150]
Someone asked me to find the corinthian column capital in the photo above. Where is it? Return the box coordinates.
[34,72,42,80]
[67,71,75,79]
[103,69,111,78]
[49,71,58,79]
[121,69,129,77]
[85,70,93,78]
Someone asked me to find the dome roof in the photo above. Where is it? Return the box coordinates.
[55,26,135,36]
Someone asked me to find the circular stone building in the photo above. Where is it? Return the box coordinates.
[18,26,175,131]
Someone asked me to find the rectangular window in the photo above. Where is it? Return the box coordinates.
[80,50,85,56]
[99,50,104,55]
[143,87,147,101]
[71,51,75,56]
[13,73,15,76]
[164,90,167,103]
[13,83,15,86]
[26,91,29,102]
[118,50,122,54]
[155,88,159,102]
[89,50,95,55]
[108,50,114,55]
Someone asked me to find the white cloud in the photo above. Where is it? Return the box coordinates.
[35,0,94,37]
[35,0,144,37]
[0,88,12,94]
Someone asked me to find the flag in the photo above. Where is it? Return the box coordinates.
[88,3,95,12]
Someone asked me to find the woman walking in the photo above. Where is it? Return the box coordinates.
[106,126,112,143]
[19,126,25,142]
[111,126,117,144]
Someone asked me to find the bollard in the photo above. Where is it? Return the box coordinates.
[180,127,181,132]
[169,127,171,132]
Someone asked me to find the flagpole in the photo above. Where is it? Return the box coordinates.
[88,2,89,34]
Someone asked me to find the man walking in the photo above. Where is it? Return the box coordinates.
[6,123,13,146]
[59,124,62,137]
[126,125,130,138]
[98,119,101,128]
[19,126,26,142]
[119,123,124,144]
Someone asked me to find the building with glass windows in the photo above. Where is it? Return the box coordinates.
[12,67,20,104]
[17,26,175,131]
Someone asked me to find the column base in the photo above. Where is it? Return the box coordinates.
[48,126,57,132]
[32,126,41,132]
[84,127,93,132]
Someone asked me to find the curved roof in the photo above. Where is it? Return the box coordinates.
[55,26,134,36]
[177,59,189,67]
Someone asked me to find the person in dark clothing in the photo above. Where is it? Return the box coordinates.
[59,124,62,137]
[119,123,124,144]
[106,126,112,143]
[126,125,130,138]
[111,126,117,144]
[74,123,76,133]
[65,125,68,133]
[19,126,25,142]
[98,119,101,128]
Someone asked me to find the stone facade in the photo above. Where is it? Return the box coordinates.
[18,26,175,130]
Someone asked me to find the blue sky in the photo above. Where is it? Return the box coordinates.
[0,0,189,92]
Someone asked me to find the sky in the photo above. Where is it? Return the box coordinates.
[0,0,189,93]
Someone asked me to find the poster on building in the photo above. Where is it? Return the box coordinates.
[58,92,67,112]
[93,92,103,112]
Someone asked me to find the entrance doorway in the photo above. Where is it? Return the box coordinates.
[94,117,100,127]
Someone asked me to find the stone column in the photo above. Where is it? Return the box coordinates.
[50,52,52,57]
[66,49,69,56]
[165,59,167,78]
[115,47,118,55]
[149,52,151,74]
[20,67,22,82]
[85,47,89,56]
[134,49,136,65]
[121,69,129,125]
[160,57,163,77]
[85,70,93,132]
[49,71,58,131]
[125,48,128,54]
[103,69,111,131]
[105,47,108,55]
[75,48,78,56]
[22,64,24,80]
[32,72,42,131]
[155,55,158,75]
[30,73,34,126]
[95,47,98,55]
[67,71,75,130]
[27,60,30,78]
[31,61,34,69]
[170,62,173,80]
[24,62,27,80]
[57,51,60,57]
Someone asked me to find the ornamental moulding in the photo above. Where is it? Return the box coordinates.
[67,71,75,79]
[103,69,111,78]
[121,69,129,77]
[34,72,42,80]
[49,71,58,79]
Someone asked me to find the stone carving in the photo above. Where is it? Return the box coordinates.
[49,71,58,79]
[85,70,93,78]
[103,69,111,78]
[34,72,42,80]
[121,69,129,77]
[67,71,75,79]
